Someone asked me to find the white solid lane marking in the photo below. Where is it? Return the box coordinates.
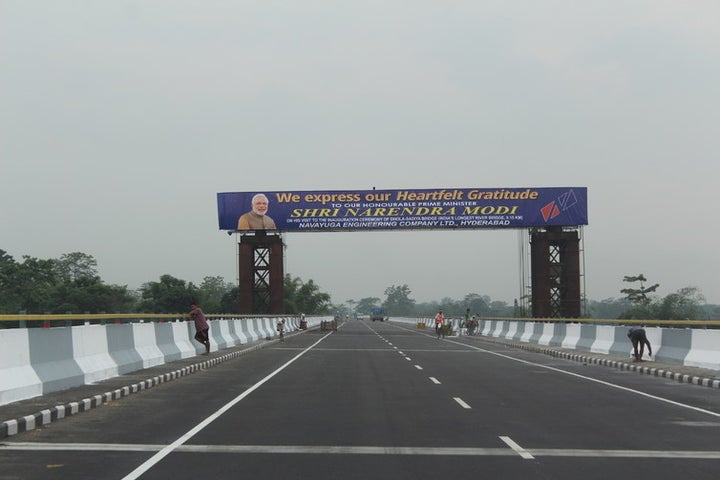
[453,397,472,409]
[5,442,720,459]
[120,332,335,480]
[500,436,535,459]
[429,377,441,384]
[440,338,720,419]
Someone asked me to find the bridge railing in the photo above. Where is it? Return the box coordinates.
[391,316,720,372]
[0,313,289,329]
[0,314,328,407]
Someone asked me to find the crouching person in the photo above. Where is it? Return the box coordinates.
[190,302,211,355]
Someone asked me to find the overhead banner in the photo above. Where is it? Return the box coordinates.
[217,187,588,232]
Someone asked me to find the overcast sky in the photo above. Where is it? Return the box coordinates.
[1,1,718,308]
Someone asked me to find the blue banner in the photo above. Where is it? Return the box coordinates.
[217,187,588,232]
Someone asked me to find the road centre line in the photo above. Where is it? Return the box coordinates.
[373,323,718,418]
[453,397,472,409]
[120,331,335,480]
[5,442,720,459]
[429,377,441,384]
[414,365,423,370]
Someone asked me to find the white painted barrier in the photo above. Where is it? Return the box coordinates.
[0,315,329,406]
[389,317,719,372]
[590,325,616,355]
[72,325,118,384]
[0,330,42,406]
[561,324,582,349]
[131,323,165,369]
[684,329,720,370]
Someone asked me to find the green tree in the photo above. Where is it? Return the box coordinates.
[220,286,241,314]
[655,287,705,320]
[486,300,513,317]
[138,275,199,313]
[382,284,416,316]
[463,293,489,316]
[437,297,460,316]
[0,250,19,313]
[587,297,630,319]
[198,276,234,313]
[283,274,332,314]
[621,274,659,306]
[620,274,660,319]
[48,277,135,314]
[54,252,99,282]
[353,297,382,315]
[0,255,58,313]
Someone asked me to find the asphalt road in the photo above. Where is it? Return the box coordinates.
[2,319,720,480]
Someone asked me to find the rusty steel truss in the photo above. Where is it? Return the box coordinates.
[237,232,284,314]
[530,227,582,318]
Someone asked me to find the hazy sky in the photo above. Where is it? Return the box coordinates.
[2,1,718,307]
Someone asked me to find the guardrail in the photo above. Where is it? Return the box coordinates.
[411,316,720,328]
[507,318,720,328]
[0,313,280,328]
[3,314,719,328]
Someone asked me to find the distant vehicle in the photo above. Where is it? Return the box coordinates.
[371,307,385,322]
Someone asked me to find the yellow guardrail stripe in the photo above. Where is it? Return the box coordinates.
[478,317,720,327]
[0,313,285,322]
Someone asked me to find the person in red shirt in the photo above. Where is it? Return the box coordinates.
[434,310,445,339]
[190,302,210,355]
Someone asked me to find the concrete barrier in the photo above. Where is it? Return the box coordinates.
[73,325,118,383]
[537,323,555,346]
[0,330,42,405]
[561,324,582,349]
[590,325,616,355]
[685,329,720,370]
[519,322,536,343]
[0,315,327,407]
[28,328,85,395]
[653,328,688,364]
[388,317,719,372]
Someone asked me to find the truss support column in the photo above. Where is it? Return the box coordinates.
[530,227,581,319]
[238,232,284,314]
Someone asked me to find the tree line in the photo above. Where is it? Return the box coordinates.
[0,250,331,317]
[1,250,717,321]
[340,275,719,321]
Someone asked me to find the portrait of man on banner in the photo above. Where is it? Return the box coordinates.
[237,193,277,230]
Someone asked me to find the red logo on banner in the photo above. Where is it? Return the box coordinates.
[541,201,561,221]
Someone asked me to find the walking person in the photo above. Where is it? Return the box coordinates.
[462,308,471,336]
[627,326,652,362]
[277,318,285,342]
[434,310,445,339]
[190,302,210,355]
